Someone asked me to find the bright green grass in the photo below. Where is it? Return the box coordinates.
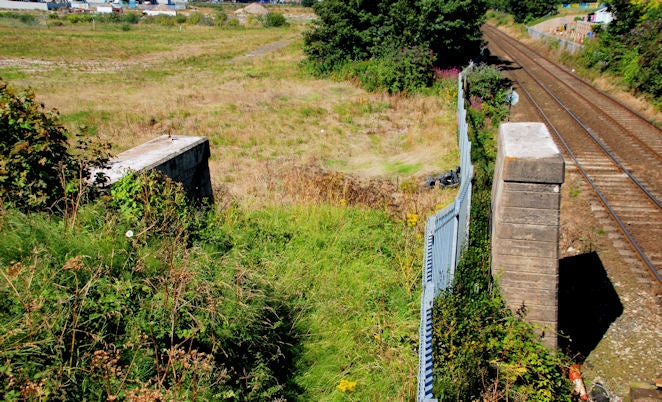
[0,202,420,400]
[225,206,420,400]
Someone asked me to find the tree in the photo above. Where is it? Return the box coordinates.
[504,0,559,23]
[303,0,488,73]
[605,0,644,36]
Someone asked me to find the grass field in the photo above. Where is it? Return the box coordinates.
[0,10,459,211]
[0,8,460,399]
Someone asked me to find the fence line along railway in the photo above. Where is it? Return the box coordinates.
[482,25,662,284]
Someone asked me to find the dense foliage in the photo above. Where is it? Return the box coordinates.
[0,182,419,400]
[488,0,560,23]
[0,79,107,213]
[0,181,299,400]
[261,12,288,28]
[432,65,571,399]
[579,1,661,107]
[303,0,487,92]
[0,79,420,400]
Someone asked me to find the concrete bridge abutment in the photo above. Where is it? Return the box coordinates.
[97,135,213,202]
[491,122,565,349]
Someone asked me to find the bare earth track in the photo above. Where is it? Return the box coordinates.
[483,24,662,396]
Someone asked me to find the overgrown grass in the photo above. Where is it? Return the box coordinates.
[0,19,458,202]
[0,182,420,399]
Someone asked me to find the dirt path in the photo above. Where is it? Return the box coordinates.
[227,39,293,64]
[0,37,295,73]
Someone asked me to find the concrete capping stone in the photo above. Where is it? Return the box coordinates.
[94,135,213,201]
[498,123,565,184]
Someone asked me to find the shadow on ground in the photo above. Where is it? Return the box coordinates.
[558,252,623,362]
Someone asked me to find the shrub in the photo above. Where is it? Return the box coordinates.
[262,12,287,27]
[301,0,315,7]
[175,13,187,24]
[353,46,436,94]
[109,170,193,238]
[576,2,661,107]
[464,64,510,125]
[0,80,109,216]
[501,0,558,24]
[214,10,227,25]
[123,12,141,24]
[303,0,487,80]
[187,11,202,24]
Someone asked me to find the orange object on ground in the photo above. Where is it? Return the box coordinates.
[569,364,589,401]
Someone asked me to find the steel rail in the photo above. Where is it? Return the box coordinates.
[484,27,662,209]
[484,25,662,165]
[484,24,662,132]
[484,29,662,282]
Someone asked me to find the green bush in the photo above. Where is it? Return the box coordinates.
[1,80,101,213]
[143,14,176,26]
[123,12,141,24]
[303,0,487,81]
[577,2,661,107]
[175,13,187,24]
[187,11,202,24]
[66,13,94,24]
[109,170,194,238]
[353,46,436,94]
[465,64,510,125]
[214,10,227,25]
[301,0,315,7]
[498,0,558,24]
[0,12,39,25]
[262,12,287,28]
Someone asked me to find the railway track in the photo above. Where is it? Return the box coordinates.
[482,24,662,284]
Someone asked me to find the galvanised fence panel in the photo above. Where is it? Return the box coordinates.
[417,71,473,402]
[527,27,585,53]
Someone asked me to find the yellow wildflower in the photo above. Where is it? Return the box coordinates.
[406,212,418,227]
[337,379,357,393]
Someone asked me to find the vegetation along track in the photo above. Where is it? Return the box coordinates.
[483,24,662,285]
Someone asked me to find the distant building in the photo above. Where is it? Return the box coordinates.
[588,7,613,24]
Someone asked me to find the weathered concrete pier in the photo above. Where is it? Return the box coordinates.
[98,135,213,201]
[491,122,565,349]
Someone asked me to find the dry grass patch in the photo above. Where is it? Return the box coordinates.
[1,23,459,209]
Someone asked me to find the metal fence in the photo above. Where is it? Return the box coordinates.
[416,72,474,401]
[527,27,585,54]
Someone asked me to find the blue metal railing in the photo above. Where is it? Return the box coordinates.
[416,71,473,402]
